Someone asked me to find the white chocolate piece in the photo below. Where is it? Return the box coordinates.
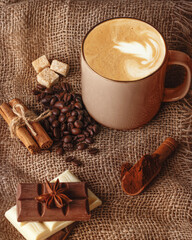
[50,60,70,77]
[37,68,59,88]
[5,170,102,240]
[32,55,50,73]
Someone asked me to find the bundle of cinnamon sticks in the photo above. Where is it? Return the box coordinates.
[0,98,53,154]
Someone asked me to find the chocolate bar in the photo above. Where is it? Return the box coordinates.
[5,170,102,240]
[17,182,90,222]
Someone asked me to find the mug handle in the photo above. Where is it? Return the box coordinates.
[163,50,191,102]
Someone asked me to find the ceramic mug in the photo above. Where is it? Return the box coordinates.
[81,18,191,130]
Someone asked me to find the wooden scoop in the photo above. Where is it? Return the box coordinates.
[121,138,178,196]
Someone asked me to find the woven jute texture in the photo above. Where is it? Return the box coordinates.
[0,0,192,239]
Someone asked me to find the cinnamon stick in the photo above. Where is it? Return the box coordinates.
[9,98,53,149]
[0,103,40,154]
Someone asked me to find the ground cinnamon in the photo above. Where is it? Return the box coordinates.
[9,98,53,149]
[0,103,40,154]
[121,138,178,195]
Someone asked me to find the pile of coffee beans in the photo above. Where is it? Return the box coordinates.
[33,82,100,154]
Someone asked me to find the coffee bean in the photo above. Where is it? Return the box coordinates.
[83,120,88,128]
[61,106,69,114]
[86,116,91,123]
[67,123,73,133]
[41,96,50,105]
[78,115,84,121]
[83,130,90,137]
[74,102,83,109]
[58,115,66,122]
[83,110,89,117]
[75,94,82,101]
[66,156,74,162]
[59,92,64,99]
[66,112,71,118]
[71,128,81,135]
[88,148,99,155]
[44,119,50,131]
[77,134,85,139]
[61,82,71,92]
[32,89,41,95]
[76,136,85,142]
[72,159,82,166]
[56,147,64,155]
[52,120,59,128]
[76,109,83,115]
[92,124,99,134]
[61,123,67,131]
[54,101,65,109]
[52,85,62,92]
[54,141,62,147]
[64,93,71,102]
[77,143,88,150]
[73,136,78,141]
[68,116,76,123]
[52,108,60,116]
[76,98,83,105]
[63,143,74,150]
[50,96,57,106]
[71,110,78,117]
[63,131,70,135]
[55,93,61,100]
[39,93,45,101]
[85,137,94,144]
[69,104,75,111]
[53,128,60,139]
[37,84,46,91]
[86,125,92,130]
[63,135,72,143]
[74,120,83,128]
[48,115,56,123]
[45,88,53,94]
[87,128,94,136]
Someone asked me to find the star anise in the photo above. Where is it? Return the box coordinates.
[35,179,72,209]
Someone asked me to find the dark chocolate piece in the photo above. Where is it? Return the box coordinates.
[46,222,77,240]
[16,182,90,222]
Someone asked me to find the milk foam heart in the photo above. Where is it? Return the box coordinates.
[83,18,166,81]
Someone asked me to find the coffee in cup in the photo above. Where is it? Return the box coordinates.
[81,18,191,130]
[83,18,166,81]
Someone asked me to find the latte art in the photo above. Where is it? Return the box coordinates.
[83,19,166,81]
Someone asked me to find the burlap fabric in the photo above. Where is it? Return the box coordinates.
[0,0,191,239]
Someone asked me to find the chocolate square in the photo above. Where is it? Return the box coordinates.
[16,182,90,222]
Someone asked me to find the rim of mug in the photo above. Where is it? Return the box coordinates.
[81,17,168,83]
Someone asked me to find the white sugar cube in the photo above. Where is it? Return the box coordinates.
[50,60,70,77]
[32,55,50,73]
[37,68,59,88]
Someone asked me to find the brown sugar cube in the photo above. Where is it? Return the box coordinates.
[32,55,50,73]
[37,67,59,88]
[50,60,70,77]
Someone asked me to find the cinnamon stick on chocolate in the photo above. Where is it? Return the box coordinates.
[9,98,53,149]
[0,103,40,154]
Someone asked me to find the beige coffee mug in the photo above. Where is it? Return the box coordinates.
[81,18,191,129]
